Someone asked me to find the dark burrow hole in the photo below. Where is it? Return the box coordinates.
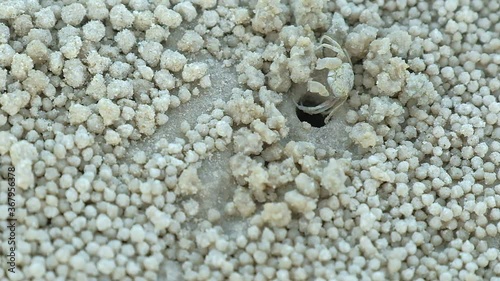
[295,97,326,128]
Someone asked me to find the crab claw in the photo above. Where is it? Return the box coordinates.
[307,80,329,97]
[316,57,342,70]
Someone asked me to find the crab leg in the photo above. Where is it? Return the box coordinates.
[323,96,347,123]
[317,44,351,65]
[320,35,334,44]
[317,43,343,56]
[320,35,342,49]
[295,98,336,115]
[320,36,352,65]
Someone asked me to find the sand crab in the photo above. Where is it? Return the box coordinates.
[296,35,354,123]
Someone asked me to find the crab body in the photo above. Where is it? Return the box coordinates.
[297,35,354,123]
